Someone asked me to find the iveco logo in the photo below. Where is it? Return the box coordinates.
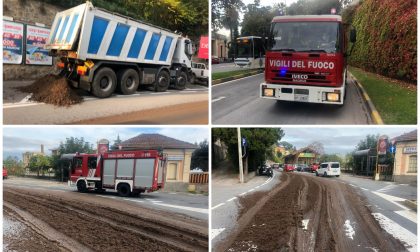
[292,74,308,80]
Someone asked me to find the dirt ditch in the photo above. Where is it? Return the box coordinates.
[225,173,405,252]
[4,189,208,252]
[16,74,83,106]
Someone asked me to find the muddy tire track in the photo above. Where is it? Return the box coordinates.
[224,173,405,251]
[4,189,207,252]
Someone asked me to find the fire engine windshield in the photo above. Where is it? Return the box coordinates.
[269,22,340,53]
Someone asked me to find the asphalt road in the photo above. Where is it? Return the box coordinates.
[3,81,208,124]
[4,177,208,220]
[212,171,417,251]
[212,62,239,73]
[212,73,373,124]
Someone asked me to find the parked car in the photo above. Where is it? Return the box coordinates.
[297,164,310,172]
[316,162,341,177]
[3,167,8,179]
[310,163,320,173]
[284,164,294,172]
[272,163,280,169]
[211,56,220,64]
[191,62,209,84]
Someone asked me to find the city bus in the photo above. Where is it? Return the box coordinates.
[234,36,266,69]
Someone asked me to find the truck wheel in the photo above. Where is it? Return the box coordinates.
[190,73,196,84]
[77,180,87,193]
[154,70,170,92]
[117,68,139,95]
[175,71,188,90]
[117,183,131,197]
[324,172,327,177]
[91,67,117,98]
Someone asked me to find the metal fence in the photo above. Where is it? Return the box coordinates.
[189,172,208,184]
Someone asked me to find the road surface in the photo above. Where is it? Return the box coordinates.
[212,73,372,124]
[212,172,416,252]
[212,63,239,73]
[4,178,208,251]
[4,80,208,124]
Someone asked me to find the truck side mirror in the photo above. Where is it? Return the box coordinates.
[350,28,356,43]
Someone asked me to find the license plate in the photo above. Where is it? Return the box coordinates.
[294,94,308,102]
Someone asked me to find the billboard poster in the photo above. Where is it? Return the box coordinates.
[25,25,52,65]
[377,136,388,155]
[198,36,208,59]
[3,21,24,64]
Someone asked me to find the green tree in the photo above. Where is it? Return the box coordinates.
[28,155,51,177]
[212,0,244,43]
[212,128,284,172]
[3,156,25,176]
[287,0,351,15]
[355,134,379,151]
[241,1,275,38]
[190,140,209,172]
[278,141,295,151]
[319,154,343,163]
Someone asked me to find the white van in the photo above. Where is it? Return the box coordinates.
[316,162,340,177]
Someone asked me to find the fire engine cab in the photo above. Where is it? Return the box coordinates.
[65,150,166,197]
[261,15,356,105]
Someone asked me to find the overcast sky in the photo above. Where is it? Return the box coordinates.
[281,127,417,155]
[3,127,209,160]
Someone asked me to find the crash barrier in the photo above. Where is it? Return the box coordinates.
[189,172,208,184]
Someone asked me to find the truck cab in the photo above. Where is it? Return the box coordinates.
[261,15,354,105]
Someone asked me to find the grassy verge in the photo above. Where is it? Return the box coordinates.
[212,69,261,80]
[349,67,417,124]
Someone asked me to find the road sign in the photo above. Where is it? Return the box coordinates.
[242,137,247,147]
[389,145,396,154]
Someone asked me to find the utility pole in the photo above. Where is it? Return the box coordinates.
[237,127,244,183]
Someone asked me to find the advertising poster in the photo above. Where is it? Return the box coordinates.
[3,21,24,64]
[198,36,208,59]
[26,25,52,65]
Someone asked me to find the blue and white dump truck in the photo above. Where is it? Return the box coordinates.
[45,2,193,98]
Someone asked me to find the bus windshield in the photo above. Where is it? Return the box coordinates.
[236,39,252,58]
[269,22,340,53]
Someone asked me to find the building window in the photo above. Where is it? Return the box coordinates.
[408,155,417,173]
[167,163,178,180]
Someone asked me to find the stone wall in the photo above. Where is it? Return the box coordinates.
[3,0,63,80]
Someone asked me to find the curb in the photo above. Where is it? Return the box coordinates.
[212,70,263,85]
[348,71,384,125]
[403,200,417,211]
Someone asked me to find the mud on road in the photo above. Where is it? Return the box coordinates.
[221,173,405,252]
[4,188,208,252]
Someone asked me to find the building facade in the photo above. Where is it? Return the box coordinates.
[211,32,228,61]
[392,130,417,184]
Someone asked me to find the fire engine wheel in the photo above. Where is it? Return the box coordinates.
[153,70,170,92]
[77,180,87,193]
[91,67,117,98]
[174,72,188,90]
[117,183,131,197]
[117,68,140,95]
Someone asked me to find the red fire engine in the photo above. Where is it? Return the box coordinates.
[261,15,356,105]
[66,150,167,197]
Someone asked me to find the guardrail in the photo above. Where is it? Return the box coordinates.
[189,172,208,184]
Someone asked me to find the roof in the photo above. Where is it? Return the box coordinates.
[119,133,198,150]
[392,130,417,143]
[272,15,342,23]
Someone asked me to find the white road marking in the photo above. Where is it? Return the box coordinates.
[150,200,163,203]
[180,90,198,93]
[212,203,225,210]
[239,192,247,196]
[248,188,255,192]
[371,213,417,252]
[153,202,208,214]
[360,187,368,191]
[377,184,398,193]
[211,228,226,240]
[227,197,237,202]
[372,191,410,211]
[255,185,260,189]
[96,195,118,199]
[150,92,170,95]
[395,210,417,224]
[213,73,264,87]
[212,96,226,102]
[4,102,41,108]
[19,94,32,103]
[123,198,145,203]
[344,220,355,240]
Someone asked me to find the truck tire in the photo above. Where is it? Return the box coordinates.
[117,183,131,197]
[77,180,87,193]
[324,172,327,177]
[190,73,196,85]
[175,71,188,90]
[91,67,117,98]
[117,68,139,95]
[154,70,170,92]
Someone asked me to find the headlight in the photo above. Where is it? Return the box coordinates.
[264,88,275,97]
[326,92,340,102]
